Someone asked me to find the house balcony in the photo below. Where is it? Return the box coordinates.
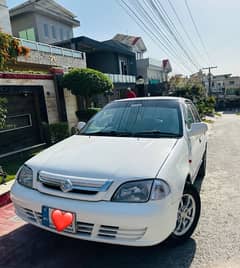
[16,39,86,70]
[104,73,136,84]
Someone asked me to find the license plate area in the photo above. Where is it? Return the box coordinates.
[42,206,76,233]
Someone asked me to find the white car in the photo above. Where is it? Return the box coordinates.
[11,97,208,246]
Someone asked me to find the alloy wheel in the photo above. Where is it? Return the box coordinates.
[174,193,196,236]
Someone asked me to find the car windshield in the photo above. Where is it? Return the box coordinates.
[80,100,183,138]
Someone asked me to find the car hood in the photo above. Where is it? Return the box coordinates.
[27,135,178,180]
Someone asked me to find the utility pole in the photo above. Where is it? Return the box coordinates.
[202,66,218,96]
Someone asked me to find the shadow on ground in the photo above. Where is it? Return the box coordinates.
[0,224,196,268]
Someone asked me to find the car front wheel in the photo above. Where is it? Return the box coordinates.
[170,184,201,243]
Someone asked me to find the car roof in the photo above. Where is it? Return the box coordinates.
[115,96,190,103]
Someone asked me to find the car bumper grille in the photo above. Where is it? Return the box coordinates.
[15,205,146,241]
[98,225,147,240]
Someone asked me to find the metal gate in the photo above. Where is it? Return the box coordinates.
[0,86,48,156]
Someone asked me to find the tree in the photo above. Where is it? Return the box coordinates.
[0,98,7,129]
[0,31,30,70]
[62,68,113,108]
[170,75,215,118]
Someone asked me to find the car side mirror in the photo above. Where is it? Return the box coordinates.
[189,122,208,137]
[77,121,86,132]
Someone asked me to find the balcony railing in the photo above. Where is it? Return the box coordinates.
[19,39,85,60]
[104,74,136,84]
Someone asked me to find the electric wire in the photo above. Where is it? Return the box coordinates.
[118,0,194,73]
[184,0,212,64]
[133,0,196,72]
[148,0,200,70]
[167,0,206,66]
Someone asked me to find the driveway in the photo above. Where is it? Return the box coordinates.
[1,113,240,268]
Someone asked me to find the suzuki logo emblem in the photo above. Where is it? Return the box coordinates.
[60,179,73,193]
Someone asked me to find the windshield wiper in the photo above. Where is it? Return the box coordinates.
[81,131,133,137]
[133,131,181,138]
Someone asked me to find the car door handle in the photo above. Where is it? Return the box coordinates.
[199,138,202,143]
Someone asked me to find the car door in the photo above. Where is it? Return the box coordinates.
[185,102,202,179]
[189,103,207,158]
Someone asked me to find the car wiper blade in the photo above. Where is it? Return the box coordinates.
[133,131,181,138]
[81,131,133,137]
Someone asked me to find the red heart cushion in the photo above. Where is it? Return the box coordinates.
[51,209,73,232]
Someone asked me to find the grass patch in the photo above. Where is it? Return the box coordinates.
[203,119,214,124]
[236,112,240,116]
[0,148,43,183]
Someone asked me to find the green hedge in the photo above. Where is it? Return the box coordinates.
[76,108,101,122]
[49,122,69,144]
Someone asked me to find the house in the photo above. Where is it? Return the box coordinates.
[55,36,137,106]
[137,58,172,96]
[9,0,80,43]
[203,73,240,108]
[215,75,240,109]
[191,71,240,109]
[0,39,86,157]
[0,0,12,34]
[113,34,147,60]
[114,34,172,96]
[0,0,86,157]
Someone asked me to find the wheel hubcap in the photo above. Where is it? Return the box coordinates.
[174,193,196,236]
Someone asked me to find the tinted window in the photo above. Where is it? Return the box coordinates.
[186,104,195,129]
[60,28,64,40]
[19,28,36,41]
[52,26,56,39]
[190,104,201,122]
[44,24,49,37]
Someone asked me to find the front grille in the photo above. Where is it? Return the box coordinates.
[41,183,98,195]
[98,225,147,240]
[16,206,147,242]
[37,171,113,199]
[16,206,94,236]
[77,222,94,236]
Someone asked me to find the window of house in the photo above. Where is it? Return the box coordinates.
[19,28,36,41]
[226,89,235,95]
[119,58,128,75]
[44,24,49,37]
[52,26,56,39]
[229,81,235,85]
[60,28,64,40]
[66,30,70,39]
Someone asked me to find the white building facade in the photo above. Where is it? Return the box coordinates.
[0,0,12,34]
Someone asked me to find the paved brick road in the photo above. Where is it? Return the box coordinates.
[0,203,25,236]
[1,113,240,268]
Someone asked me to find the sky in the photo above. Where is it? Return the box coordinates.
[6,0,240,76]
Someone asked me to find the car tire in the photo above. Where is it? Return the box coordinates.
[169,184,201,244]
[198,148,207,179]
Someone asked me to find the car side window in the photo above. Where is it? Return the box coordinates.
[190,104,201,122]
[186,104,195,129]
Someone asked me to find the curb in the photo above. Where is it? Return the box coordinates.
[0,180,14,208]
[0,191,11,208]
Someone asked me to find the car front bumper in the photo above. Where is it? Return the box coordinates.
[11,182,179,246]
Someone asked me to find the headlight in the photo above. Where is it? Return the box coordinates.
[150,180,171,200]
[17,165,33,189]
[112,179,171,203]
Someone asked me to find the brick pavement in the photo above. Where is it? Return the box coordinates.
[0,203,25,236]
